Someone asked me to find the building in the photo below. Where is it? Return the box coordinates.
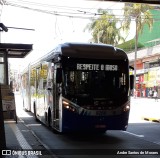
[125,9,160,98]
[128,43,160,97]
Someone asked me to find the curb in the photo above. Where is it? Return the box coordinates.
[16,116,57,157]
[142,117,160,123]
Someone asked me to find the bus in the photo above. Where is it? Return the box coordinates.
[21,42,134,133]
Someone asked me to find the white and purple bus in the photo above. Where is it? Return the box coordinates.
[21,42,134,133]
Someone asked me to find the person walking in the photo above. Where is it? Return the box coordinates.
[153,90,158,102]
[149,89,153,98]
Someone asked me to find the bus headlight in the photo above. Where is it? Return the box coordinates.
[63,100,69,106]
[63,100,76,112]
[123,101,130,112]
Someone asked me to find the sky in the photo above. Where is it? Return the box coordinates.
[0,0,133,71]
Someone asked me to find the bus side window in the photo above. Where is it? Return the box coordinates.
[42,63,48,89]
[47,63,54,89]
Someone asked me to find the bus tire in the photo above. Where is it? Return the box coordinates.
[48,108,52,127]
[34,103,38,121]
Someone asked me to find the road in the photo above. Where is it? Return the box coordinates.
[15,93,160,158]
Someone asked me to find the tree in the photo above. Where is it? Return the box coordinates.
[85,9,124,45]
[123,3,153,93]
[123,3,153,36]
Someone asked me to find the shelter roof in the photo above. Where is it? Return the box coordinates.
[0,43,32,58]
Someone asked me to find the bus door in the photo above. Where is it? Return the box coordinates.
[53,64,62,132]
[36,66,41,117]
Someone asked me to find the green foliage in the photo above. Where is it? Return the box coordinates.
[123,3,153,34]
[138,10,160,47]
[117,39,144,53]
[84,9,124,45]
[118,3,153,53]
[85,3,153,51]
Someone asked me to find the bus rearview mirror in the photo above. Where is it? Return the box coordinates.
[56,68,62,83]
[130,75,134,90]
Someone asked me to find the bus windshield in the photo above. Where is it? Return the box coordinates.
[65,70,127,98]
[62,58,129,108]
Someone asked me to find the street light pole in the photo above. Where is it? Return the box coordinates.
[134,16,138,98]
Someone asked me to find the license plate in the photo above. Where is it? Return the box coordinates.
[96,110,106,116]
[95,125,106,128]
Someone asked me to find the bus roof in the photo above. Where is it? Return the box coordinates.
[46,42,128,61]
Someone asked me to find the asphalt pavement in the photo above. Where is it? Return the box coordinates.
[2,93,160,157]
[2,92,53,158]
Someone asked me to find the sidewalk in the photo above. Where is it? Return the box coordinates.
[2,93,52,158]
[130,96,160,123]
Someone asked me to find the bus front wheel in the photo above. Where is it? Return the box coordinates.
[34,103,38,121]
[48,108,52,127]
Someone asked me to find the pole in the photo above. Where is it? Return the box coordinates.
[97,31,99,43]
[4,50,8,85]
[134,16,138,98]
[0,84,6,150]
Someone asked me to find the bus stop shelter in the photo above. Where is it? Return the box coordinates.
[0,42,32,150]
[0,43,32,85]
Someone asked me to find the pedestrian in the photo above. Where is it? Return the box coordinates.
[153,90,158,102]
[149,89,153,98]
[134,89,137,98]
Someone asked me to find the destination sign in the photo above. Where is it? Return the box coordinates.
[77,64,118,71]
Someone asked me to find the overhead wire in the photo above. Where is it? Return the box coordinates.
[4,1,160,22]
[5,2,103,18]
[5,0,129,18]
[6,0,124,11]
[1,0,160,26]
[3,0,160,47]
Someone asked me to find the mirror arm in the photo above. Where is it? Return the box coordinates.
[47,87,52,91]
[129,66,134,70]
